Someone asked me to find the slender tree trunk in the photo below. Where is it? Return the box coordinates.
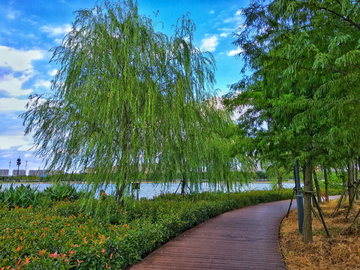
[181,174,186,195]
[303,161,313,243]
[324,168,329,202]
[313,169,321,203]
[348,162,354,202]
[115,180,127,207]
[356,162,359,201]
[302,167,306,185]
[276,169,282,194]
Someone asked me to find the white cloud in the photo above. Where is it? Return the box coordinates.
[218,27,233,37]
[0,74,33,97]
[8,12,15,19]
[227,48,243,56]
[41,24,71,37]
[34,79,51,89]
[0,134,33,151]
[7,8,20,20]
[209,10,214,14]
[223,16,243,23]
[24,153,32,158]
[0,46,43,72]
[223,10,243,24]
[200,35,219,52]
[0,98,28,112]
[54,38,63,45]
[48,69,58,76]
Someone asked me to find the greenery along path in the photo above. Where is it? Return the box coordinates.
[131,200,295,270]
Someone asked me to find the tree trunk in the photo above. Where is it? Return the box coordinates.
[181,174,186,195]
[324,168,329,202]
[348,162,354,202]
[277,169,282,194]
[356,162,359,201]
[115,182,126,207]
[302,167,306,185]
[303,161,313,243]
[313,169,322,203]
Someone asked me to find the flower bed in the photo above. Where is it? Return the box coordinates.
[0,189,292,269]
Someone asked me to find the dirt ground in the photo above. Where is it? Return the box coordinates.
[280,198,360,270]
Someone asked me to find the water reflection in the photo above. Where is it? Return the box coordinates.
[0,182,300,199]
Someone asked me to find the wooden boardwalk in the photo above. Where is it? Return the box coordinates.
[131,200,296,270]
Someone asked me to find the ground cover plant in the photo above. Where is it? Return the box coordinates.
[0,188,292,269]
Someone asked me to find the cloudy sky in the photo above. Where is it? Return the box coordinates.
[0,0,248,173]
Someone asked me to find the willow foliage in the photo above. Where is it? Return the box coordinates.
[21,0,244,201]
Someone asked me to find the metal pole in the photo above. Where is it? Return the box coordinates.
[295,160,304,233]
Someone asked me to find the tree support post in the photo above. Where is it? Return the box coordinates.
[331,186,347,218]
[346,181,360,219]
[286,188,296,218]
[312,193,330,238]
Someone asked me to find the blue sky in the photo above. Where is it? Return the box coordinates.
[0,0,248,173]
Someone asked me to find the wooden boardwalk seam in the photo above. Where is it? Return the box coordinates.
[131,200,296,270]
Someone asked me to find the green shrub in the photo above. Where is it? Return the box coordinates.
[0,189,292,269]
[0,184,42,208]
[42,184,83,201]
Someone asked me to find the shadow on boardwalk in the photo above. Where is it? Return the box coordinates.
[131,200,296,270]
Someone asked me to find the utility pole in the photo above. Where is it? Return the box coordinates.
[16,158,21,182]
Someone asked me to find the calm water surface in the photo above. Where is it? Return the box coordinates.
[0,182,300,199]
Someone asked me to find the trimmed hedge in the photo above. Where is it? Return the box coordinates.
[0,189,292,269]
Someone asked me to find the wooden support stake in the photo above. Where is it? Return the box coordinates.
[331,186,347,218]
[312,194,330,238]
[286,188,296,218]
[349,208,360,228]
[346,181,360,219]
[311,205,321,221]
[173,182,181,195]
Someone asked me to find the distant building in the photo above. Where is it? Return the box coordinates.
[0,169,9,176]
[12,169,26,176]
[29,170,45,176]
[48,170,62,175]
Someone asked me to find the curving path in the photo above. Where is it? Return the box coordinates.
[131,200,296,270]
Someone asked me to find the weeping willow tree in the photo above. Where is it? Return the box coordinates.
[21,0,248,204]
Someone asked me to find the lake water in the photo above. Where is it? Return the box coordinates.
[0,182,300,199]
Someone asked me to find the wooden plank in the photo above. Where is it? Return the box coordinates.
[131,200,296,270]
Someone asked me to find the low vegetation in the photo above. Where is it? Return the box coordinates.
[0,185,292,269]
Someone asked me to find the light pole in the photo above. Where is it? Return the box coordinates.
[25,160,28,176]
